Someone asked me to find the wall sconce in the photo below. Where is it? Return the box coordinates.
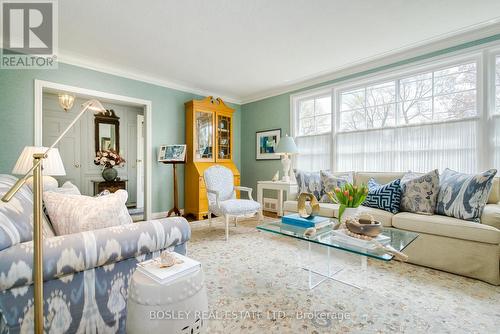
[58,93,75,112]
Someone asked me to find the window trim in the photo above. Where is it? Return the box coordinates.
[290,42,500,173]
[333,54,482,134]
[491,48,500,117]
[291,88,333,138]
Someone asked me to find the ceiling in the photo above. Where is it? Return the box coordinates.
[59,0,500,103]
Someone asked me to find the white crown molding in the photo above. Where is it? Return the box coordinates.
[240,19,500,104]
[57,52,243,105]
[57,19,500,106]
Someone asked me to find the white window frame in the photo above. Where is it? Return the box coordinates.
[333,52,483,134]
[290,41,500,172]
[291,87,333,139]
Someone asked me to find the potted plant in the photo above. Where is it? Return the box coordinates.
[94,150,126,181]
[326,183,369,223]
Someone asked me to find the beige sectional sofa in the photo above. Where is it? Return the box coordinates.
[283,172,500,285]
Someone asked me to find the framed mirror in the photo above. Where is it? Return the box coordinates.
[95,109,120,153]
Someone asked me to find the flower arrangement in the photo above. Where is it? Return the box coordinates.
[94,150,125,169]
[326,183,369,223]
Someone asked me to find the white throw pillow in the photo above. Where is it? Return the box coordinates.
[45,181,81,195]
[43,190,132,235]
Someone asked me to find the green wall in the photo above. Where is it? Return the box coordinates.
[241,93,290,196]
[240,34,500,193]
[0,62,241,213]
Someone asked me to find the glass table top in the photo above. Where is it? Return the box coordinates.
[256,220,419,261]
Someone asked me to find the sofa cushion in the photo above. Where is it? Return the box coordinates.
[0,175,34,251]
[392,212,500,244]
[354,172,405,186]
[487,177,499,204]
[283,200,338,218]
[436,168,497,222]
[293,169,321,201]
[357,206,394,227]
[363,178,402,214]
[481,204,500,230]
[400,169,439,215]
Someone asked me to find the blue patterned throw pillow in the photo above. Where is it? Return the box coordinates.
[0,175,34,251]
[363,178,402,213]
[319,170,353,203]
[293,169,322,201]
[435,168,497,222]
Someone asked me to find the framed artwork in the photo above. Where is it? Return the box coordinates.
[256,129,281,160]
[158,144,187,162]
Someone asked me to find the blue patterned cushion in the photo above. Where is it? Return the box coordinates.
[400,169,439,215]
[319,170,352,203]
[435,168,497,222]
[293,169,321,201]
[0,175,34,251]
[363,178,402,213]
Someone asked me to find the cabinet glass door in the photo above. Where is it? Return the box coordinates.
[217,114,231,160]
[195,110,214,161]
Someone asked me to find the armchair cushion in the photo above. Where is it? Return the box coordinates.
[219,199,261,215]
[204,165,236,205]
[0,217,190,292]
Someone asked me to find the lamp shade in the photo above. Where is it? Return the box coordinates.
[275,135,298,155]
[12,146,66,176]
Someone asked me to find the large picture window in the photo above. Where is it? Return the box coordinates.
[494,55,500,169]
[496,55,500,114]
[294,94,332,171]
[292,49,499,174]
[338,62,477,132]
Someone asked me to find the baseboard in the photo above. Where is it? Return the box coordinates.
[133,209,185,221]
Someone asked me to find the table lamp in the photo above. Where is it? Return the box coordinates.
[275,134,298,182]
[1,99,105,334]
[12,147,66,189]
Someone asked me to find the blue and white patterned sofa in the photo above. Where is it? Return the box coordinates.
[0,175,191,333]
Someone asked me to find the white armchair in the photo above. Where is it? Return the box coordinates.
[203,165,263,240]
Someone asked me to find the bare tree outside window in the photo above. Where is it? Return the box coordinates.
[298,96,331,136]
[339,62,477,132]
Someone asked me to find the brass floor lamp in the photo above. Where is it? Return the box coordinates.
[1,99,105,334]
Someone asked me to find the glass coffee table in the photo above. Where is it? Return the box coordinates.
[257,220,418,289]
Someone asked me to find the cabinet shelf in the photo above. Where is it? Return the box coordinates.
[185,96,239,219]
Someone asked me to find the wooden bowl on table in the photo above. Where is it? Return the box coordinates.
[345,214,382,237]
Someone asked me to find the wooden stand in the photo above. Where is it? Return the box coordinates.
[162,161,185,217]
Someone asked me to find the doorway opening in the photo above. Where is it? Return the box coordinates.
[34,80,152,220]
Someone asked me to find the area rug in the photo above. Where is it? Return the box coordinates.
[187,217,500,333]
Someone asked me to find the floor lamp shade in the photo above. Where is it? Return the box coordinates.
[12,146,66,176]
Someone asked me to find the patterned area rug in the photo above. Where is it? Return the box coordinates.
[188,217,500,334]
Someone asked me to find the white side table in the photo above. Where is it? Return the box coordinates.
[257,180,298,216]
[126,267,208,333]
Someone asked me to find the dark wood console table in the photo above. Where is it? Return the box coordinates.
[92,179,128,195]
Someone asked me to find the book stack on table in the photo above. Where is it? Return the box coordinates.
[137,252,201,285]
[281,213,332,229]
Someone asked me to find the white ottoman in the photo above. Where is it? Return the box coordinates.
[126,266,208,333]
